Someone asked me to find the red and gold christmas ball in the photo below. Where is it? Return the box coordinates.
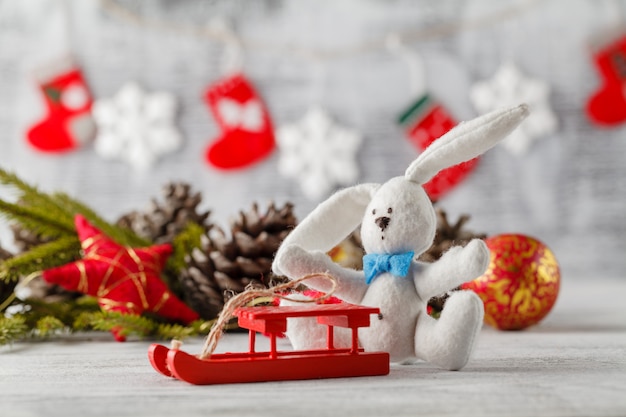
[462,234,560,330]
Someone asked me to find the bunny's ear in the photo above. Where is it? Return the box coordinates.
[405,104,529,185]
[272,183,379,275]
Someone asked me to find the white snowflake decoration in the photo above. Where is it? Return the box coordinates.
[470,62,558,155]
[92,82,182,171]
[277,107,362,200]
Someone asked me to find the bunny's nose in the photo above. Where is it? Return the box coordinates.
[375,216,390,231]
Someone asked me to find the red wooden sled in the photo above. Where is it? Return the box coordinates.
[148,303,390,385]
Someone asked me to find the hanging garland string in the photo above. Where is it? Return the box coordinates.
[99,0,545,61]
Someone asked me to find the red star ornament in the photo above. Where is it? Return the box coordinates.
[42,215,199,341]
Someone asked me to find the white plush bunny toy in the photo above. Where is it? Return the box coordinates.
[272,104,529,371]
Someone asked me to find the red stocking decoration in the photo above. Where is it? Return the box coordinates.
[587,33,626,126]
[204,73,275,169]
[27,59,95,152]
[398,94,479,201]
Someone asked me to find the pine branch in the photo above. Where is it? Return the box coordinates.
[0,168,147,248]
[155,322,199,340]
[0,314,70,345]
[36,316,66,337]
[160,221,206,293]
[0,199,75,238]
[21,297,101,327]
[1,299,219,344]
[0,299,99,344]
[0,236,81,282]
[73,310,218,341]
[0,168,43,204]
[52,192,150,247]
[74,311,157,338]
[0,315,29,345]
[155,319,215,340]
[0,169,77,230]
[168,221,205,273]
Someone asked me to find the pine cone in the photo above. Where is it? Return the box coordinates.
[116,182,211,244]
[178,235,223,320]
[177,202,297,320]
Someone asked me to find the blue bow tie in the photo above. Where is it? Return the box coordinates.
[363,251,415,284]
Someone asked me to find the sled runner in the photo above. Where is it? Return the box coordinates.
[148,303,390,385]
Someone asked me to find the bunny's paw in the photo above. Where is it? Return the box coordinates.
[275,244,333,278]
[460,239,490,279]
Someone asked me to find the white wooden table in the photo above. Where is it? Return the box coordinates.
[2,278,625,417]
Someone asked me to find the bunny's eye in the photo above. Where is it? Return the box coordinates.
[387,207,392,214]
[372,209,376,215]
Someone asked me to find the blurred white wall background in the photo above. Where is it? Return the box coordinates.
[0,0,625,280]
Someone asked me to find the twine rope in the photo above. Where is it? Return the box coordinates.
[196,273,337,360]
[99,0,544,62]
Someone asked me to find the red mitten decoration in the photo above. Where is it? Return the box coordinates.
[27,59,95,152]
[587,34,626,126]
[204,73,275,169]
[42,215,199,341]
[398,94,479,201]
